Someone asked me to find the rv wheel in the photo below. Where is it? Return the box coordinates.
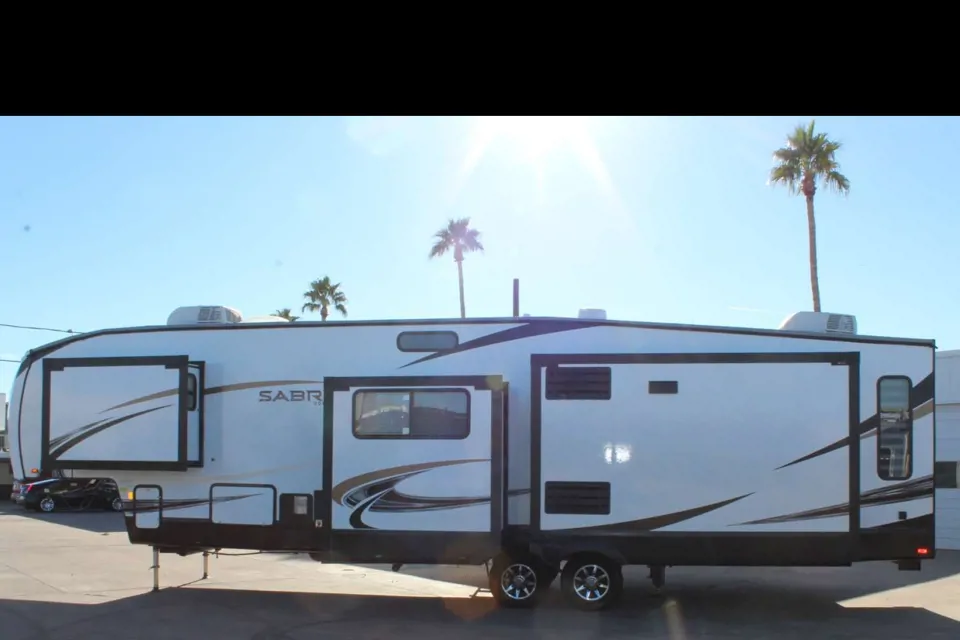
[39,497,56,513]
[560,554,623,611]
[489,553,543,608]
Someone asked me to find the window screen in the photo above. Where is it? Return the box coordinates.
[877,376,912,480]
[353,389,470,439]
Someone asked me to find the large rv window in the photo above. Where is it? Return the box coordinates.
[396,331,459,352]
[877,376,912,481]
[353,389,470,439]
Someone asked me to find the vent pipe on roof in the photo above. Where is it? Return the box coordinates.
[513,278,520,317]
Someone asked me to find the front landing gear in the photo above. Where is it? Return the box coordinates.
[150,547,214,592]
[649,564,666,592]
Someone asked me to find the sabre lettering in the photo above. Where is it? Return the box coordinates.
[259,390,323,404]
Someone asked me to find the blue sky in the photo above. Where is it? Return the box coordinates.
[1,115,956,391]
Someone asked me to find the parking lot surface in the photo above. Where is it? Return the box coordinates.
[1,503,959,639]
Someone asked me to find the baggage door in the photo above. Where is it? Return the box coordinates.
[321,375,504,564]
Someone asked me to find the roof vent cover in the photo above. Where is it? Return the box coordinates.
[167,305,244,326]
[578,308,607,320]
[778,311,857,335]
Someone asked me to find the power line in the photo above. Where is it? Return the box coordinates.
[0,322,79,334]
[1,358,19,363]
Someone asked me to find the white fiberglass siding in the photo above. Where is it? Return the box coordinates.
[936,350,960,551]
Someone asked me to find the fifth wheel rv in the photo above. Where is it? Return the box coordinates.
[6,297,936,610]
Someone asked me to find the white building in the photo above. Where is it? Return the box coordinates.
[936,350,960,550]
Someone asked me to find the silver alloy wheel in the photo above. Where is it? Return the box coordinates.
[111,497,123,511]
[500,562,538,601]
[572,563,611,602]
[39,497,55,513]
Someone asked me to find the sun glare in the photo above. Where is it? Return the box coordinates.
[457,116,617,202]
[475,116,587,161]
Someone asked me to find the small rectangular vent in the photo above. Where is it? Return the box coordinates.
[544,481,611,515]
[545,366,612,400]
[825,314,855,333]
[649,380,678,395]
[197,306,220,322]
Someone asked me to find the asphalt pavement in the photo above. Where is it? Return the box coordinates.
[1,503,959,639]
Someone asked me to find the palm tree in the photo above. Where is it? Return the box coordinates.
[769,119,851,313]
[274,308,299,322]
[429,217,484,318]
[301,277,348,321]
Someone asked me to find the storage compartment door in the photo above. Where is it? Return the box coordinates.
[42,356,191,472]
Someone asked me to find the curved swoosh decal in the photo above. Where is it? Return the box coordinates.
[50,405,171,460]
[738,475,934,525]
[776,372,934,470]
[399,320,603,369]
[100,379,322,414]
[549,493,754,533]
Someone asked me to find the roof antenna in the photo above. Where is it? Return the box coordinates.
[512,278,520,318]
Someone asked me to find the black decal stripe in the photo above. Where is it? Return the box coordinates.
[50,405,172,459]
[49,418,110,449]
[551,493,754,533]
[336,462,529,527]
[399,320,603,369]
[332,459,487,505]
[776,372,934,470]
[126,494,256,514]
[101,379,322,413]
[739,476,934,525]
[369,488,531,513]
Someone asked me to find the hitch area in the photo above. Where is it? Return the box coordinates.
[897,558,922,572]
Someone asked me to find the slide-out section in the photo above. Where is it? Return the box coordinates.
[533,352,856,535]
[41,356,200,472]
[321,374,505,564]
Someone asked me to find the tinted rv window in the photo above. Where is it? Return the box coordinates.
[396,331,459,352]
[186,374,198,411]
[353,389,470,439]
[877,376,913,481]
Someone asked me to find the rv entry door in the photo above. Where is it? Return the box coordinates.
[321,375,505,565]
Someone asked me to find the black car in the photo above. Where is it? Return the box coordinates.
[17,477,123,513]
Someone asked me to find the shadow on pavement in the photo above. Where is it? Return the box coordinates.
[2,574,958,639]
[0,501,125,534]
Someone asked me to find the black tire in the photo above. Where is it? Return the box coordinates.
[489,552,545,608]
[38,497,56,513]
[560,554,624,611]
[110,497,124,512]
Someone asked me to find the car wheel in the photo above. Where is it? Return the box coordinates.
[39,497,56,513]
[111,497,124,512]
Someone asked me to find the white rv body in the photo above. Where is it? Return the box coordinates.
[6,308,937,607]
